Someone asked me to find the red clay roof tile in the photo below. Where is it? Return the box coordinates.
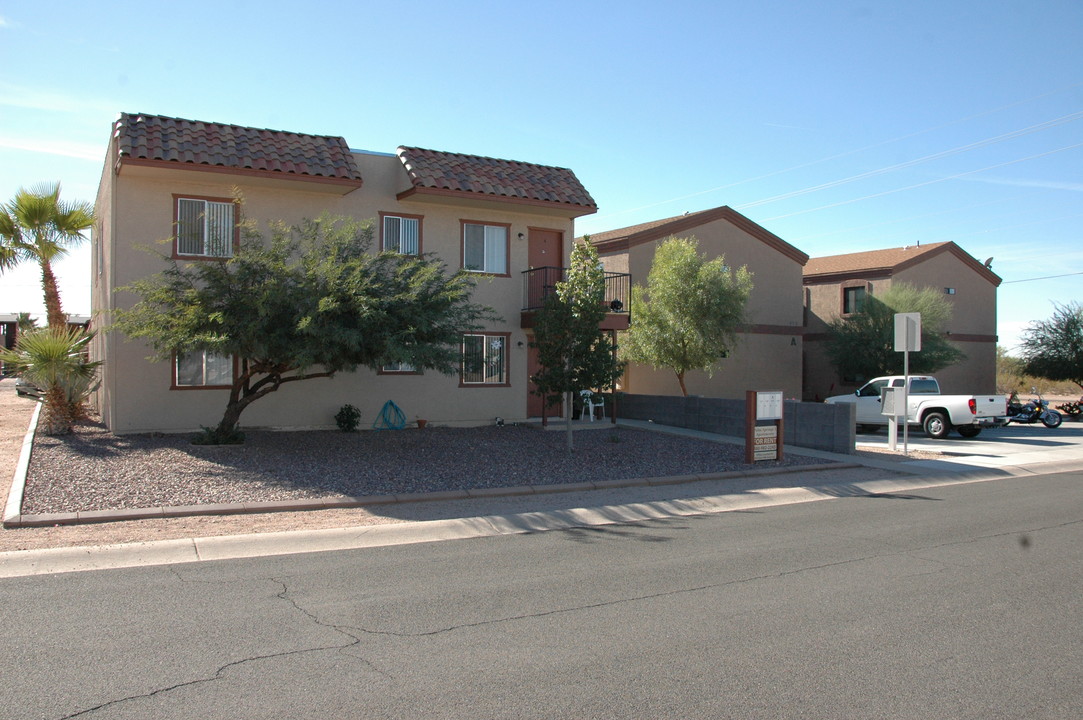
[396,146,597,213]
[113,113,363,183]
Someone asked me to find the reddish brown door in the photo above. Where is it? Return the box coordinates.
[527,229,563,419]
[528,228,562,269]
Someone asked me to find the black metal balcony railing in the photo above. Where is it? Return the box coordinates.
[521,266,631,315]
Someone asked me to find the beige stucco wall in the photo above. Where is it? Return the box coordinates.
[96,144,576,433]
[802,250,997,400]
[600,217,805,400]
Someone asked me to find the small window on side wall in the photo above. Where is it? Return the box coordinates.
[175,197,235,258]
[462,222,509,275]
[175,351,233,388]
[382,214,421,255]
[381,361,417,374]
[843,286,866,314]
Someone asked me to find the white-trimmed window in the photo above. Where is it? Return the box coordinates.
[462,222,508,275]
[461,333,508,385]
[381,361,416,373]
[175,351,233,387]
[176,197,235,258]
[382,214,420,255]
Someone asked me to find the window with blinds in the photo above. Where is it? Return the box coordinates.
[463,223,508,274]
[175,351,233,387]
[382,215,420,255]
[176,198,235,258]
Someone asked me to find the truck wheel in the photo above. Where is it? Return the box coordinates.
[923,412,951,439]
[857,424,879,434]
[957,426,981,438]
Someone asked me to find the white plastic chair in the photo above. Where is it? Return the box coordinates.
[580,391,604,422]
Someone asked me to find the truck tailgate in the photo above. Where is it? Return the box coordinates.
[973,395,1007,418]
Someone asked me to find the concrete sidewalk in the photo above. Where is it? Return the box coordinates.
[5,413,1081,578]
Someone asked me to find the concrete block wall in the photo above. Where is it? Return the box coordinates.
[617,394,855,454]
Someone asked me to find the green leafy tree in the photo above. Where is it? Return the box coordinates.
[622,236,753,396]
[1020,302,1083,392]
[0,327,101,435]
[826,282,964,380]
[0,183,95,328]
[530,240,625,450]
[112,214,496,442]
[16,312,39,336]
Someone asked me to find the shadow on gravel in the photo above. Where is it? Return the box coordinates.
[24,420,838,515]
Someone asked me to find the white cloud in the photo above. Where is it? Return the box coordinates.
[960,174,1083,192]
[0,134,103,161]
[0,82,117,115]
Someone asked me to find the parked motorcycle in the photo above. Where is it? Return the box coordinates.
[1006,390,1063,428]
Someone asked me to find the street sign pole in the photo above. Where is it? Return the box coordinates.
[894,313,922,457]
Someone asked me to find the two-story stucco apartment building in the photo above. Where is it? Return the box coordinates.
[92,113,604,433]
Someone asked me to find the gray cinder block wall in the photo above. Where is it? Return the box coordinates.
[617,394,855,454]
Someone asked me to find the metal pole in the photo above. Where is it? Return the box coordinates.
[902,325,910,456]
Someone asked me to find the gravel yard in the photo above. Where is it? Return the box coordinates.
[23,418,833,515]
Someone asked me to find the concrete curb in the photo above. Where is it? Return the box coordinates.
[2,457,860,528]
[2,400,39,527]
[0,468,1028,578]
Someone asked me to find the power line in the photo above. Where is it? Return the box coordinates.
[1002,270,1083,284]
[758,141,1083,221]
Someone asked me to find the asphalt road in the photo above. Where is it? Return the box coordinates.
[2,471,1080,719]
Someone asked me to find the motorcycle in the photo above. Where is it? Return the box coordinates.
[1006,390,1063,428]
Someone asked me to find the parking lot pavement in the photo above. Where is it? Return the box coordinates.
[856,421,1083,475]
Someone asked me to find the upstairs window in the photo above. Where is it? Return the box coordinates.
[462,222,509,275]
[382,213,421,255]
[461,333,508,386]
[176,197,235,258]
[842,286,866,314]
[175,351,233,388]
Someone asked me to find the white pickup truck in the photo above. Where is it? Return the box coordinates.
[825,375,1007,439]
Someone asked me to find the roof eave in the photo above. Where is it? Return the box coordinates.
[396,186,598,218]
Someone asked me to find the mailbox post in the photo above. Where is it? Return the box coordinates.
[746,390,784,464]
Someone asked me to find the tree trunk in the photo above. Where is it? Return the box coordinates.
[41,384,73,435]
[40,259,66,329]
[676,371,688,397]
[213,398,248,440]
[565,389,574,451]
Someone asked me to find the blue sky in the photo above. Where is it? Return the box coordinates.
[1,0,1080,352]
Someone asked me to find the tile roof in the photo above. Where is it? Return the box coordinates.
[585,206,808,265]
[113,113,363,184]
[804,242,1001,285]
[396,147,597,215]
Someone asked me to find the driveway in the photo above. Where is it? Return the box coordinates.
[856,420,1083,474]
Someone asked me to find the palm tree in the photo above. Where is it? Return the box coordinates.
[0,327,101,435]
[0,182,95,329]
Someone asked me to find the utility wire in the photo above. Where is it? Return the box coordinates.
[1002,270,1083,284]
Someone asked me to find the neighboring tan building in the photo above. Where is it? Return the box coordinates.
[92,113,606,433]
[587,206,809,400]
[802,241,1001,400]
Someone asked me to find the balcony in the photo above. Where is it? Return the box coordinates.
[520,266,631,331]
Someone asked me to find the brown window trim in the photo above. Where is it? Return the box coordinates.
[170,351,238,390]
[379,211,424,255]
[459,331,511,388]
[460,220,511,278]
[840,281,870,316]
[171,194,241,261]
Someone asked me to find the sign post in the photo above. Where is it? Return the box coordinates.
[745,390,784,463]
[894,313,921,455]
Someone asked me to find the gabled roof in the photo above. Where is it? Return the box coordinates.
[585,206,809,265]
[803,241,1002,286]
[396,147,597,217]
[112,113,364,187]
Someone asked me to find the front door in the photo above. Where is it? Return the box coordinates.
[528,227,562,270]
